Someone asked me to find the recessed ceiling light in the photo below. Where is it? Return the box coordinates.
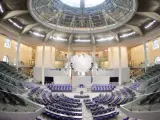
[120,31,136,38]
[0,4,4,13]
[144,20,156,29]
[29,31,45,38]
[74,39,91,43]
[97,37,114,42]
[8,19,23,29]
[51,36,67,42]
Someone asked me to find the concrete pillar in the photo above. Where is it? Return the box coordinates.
[68,45,71,61]
[42,43,45,85]
[143,41,148,72]
[118,45,122,85]
[92,45,96,66]
[16,36,21,71]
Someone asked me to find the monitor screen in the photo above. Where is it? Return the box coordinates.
[110,77,119,82]
[45,77,54,84]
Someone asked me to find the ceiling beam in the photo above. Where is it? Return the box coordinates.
[91,34,96,45]
[112,0,130,11]
[70,15,76,27]
[125,24,143,36]
[68,33,73,45]
[3,10,29,20]
[102,10,118,23]
[44,30,56,42]
[109,31,120,42]
[21,23,39,34]
[55,11,63,26]
[33,1,52,10]
[102,10,108,26]
[136,12,160,22]
[89,16,94,29]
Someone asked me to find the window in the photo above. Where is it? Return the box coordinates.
[153,39,159,50]
[4,38,11,48]
[60,0,105,8]
[3,56,9,63]
[155,57,160,64]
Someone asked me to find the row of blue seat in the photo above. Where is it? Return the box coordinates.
[91,84,116,92]
[129,82,140,90]
[92,87,136,106]
[28,87,82,120]
[47,84,72,92]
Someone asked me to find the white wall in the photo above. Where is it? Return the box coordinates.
[94,68,130,84]
[93,76,110,84]
[54,76,70,84]
[95,69,119,76]
[34,67,130,85]
[72,76,91,87]
[34,67,67,82]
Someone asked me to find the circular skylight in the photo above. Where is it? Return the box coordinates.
[60,0,105,8]
[28,0,138,33]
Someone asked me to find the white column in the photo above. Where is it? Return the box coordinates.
[92,45,96,65]
[111,47,114,68]
[143,40,148,72]
[118,45,122,85]
[42,43,45,85]
[16,36,21,71]
[68,45,71,61]
[92,45,96,83]
[68,45,71,72]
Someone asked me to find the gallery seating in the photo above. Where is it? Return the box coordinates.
[0,61,29,94]
[0,61,29,81]
[135,65,160,82]
[0,90,45,120]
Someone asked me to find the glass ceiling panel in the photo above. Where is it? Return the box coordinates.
[60,0,105,8]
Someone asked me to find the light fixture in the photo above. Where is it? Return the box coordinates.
[29,31,45,38]
[96,36,114,42]
[120,31,136,38]
[74,39,91,43]
[50,36,67,42]
[8,19,23,29]
[0,4,4,13]
[144,20,156,29]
